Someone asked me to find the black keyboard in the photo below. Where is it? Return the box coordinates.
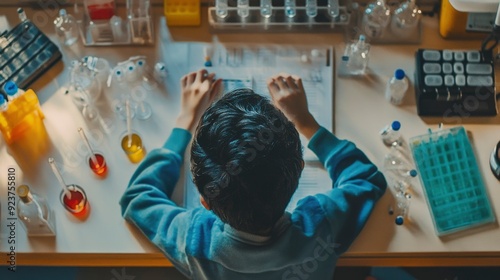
[0,20,62,97]
[414,49,497,117]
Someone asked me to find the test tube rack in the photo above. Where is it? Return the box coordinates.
[208,6,351,32]
[410,126,495,236]
[77,15,154,46]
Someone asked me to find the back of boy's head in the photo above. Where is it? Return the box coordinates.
[191,88,303,235]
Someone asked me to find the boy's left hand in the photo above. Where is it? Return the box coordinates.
[175,69,222,133]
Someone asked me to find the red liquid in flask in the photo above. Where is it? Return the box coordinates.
[88,153,107,176]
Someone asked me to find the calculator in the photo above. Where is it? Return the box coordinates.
[414,49,497,117]
[0,20,62,98]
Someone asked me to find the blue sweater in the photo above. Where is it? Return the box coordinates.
[120,127,387,279]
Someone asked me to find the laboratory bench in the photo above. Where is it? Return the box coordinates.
[1,4,500,268]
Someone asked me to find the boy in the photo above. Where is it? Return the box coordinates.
[120,69,387,279]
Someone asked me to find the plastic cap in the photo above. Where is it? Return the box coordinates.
[359,34,366,41]
[17,8,24,14]
[395,216,404,225]
[391,120,401,131]
[395,69,405,80]
[59,9,67,16]
[0,95,6,105]
[3,81,18,96]
[409,169,417,177]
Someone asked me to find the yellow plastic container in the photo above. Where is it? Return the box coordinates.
[440,0,490,39]
[164,0,201,26]
[0,89,45,144]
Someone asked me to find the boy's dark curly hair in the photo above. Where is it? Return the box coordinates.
[191,88,303,235]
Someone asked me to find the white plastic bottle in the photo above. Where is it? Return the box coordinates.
[385,69,408,105]
[54,9,79,46]
[391,0,421,38]
[380,120,402,147]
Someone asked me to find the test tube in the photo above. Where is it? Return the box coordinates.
[216,0,229,19]
[305,0,318,18]
[328,0,340,18]
[284,0,296,18]
[78,127,108,176]
[131,87,152,120]
[260,0,272,18]
[120,100,146,163]
[237,0,249,18]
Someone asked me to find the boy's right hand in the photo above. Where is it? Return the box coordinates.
[175,69,222,133]
[267,73,320,140]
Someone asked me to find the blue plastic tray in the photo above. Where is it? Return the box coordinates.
[410,126,495,236]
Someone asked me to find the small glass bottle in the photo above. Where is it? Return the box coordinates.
[54,9,79,46]
[362,0,390,39]
[395,191,411,225]
[380,120,402,147]
[385,69,409,106]
[17,185,56,237]
[391,0,421,38]
[344,35,370,75]
[17,8,27,22]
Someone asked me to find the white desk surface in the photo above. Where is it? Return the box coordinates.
[1,6,500,267]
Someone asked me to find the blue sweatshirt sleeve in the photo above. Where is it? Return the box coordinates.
[119,128,193,276]
[301,127,387,254]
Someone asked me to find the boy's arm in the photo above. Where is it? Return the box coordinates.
[267,74,387,255]
[119,128,193,275]
[306,127,387,254]
[120,69,222,276]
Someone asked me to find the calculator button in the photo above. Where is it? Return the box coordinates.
[467,51,481,62]
[456,75,466,86]
[442,63,453,74]
[423,63,441,74]
[424,75,443,86]
[466,63,492,75]
[444,75,454,86]
[454,51,465,61]
[453,63,464,74]
[467,75,493,86]
[443,50,453,61]
[423,50,441,61]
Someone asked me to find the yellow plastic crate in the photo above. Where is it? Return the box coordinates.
[164,0,201,26]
